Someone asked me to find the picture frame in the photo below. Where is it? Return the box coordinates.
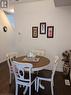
[32,27,38,38]
[0,0,8,8]
[47,26,54,38]
[40,22,46,34]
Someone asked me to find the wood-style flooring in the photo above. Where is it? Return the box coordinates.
[0,61,71,95]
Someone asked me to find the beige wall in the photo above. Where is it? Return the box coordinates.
[0,10,16,63]
[15,0,71,71]
[0,0,71,71]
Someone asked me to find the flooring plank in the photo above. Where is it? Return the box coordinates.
[0,61,71,95]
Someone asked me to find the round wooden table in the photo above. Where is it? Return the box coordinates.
[15,56,50,71]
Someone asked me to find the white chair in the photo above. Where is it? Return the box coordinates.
[36,56,59,95]
[6,52,17,84]
[12,61,36,95]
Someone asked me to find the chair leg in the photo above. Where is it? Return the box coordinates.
[39,80,45,90]
[53,82,54,87]
[16,83,18,95]
[35,78,37,91]
[51,81,54,95]
[23,86,28,95]
[29,86,31,95]
[9,72,11,84]
[36,78,39,92]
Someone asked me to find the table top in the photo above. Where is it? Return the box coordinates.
[15,56,50,71]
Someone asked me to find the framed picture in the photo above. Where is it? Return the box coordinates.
[32,27,38,38]
[0,0,8,8]
[47,26,54,38]
[40,22,46,34]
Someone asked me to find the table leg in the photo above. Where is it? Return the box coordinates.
[23,86,28,95]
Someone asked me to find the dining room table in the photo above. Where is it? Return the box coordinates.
[15,55,50,72]
[15,55,50,90]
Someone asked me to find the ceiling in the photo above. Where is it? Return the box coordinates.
[0,0,71,13]
[1,0,71,7]
[54,0,71,7]
[9,0,43,4]
[11,0,71,6]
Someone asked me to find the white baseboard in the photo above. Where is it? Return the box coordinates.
[0,59,6,64]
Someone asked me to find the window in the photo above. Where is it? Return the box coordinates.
[4,10,15,29]
[7,13,15,28]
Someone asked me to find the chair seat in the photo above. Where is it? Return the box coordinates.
[38,69,52,78]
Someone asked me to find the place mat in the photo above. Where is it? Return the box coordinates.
[22,57,40,62]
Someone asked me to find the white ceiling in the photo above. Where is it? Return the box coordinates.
[11,0,71,6]
[0,0,71,13]
[1,0,71,7]
[9,0,43,4]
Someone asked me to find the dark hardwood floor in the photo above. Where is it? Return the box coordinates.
[0,61,71,95]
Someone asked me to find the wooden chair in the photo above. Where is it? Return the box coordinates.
[36,56,59,95]
[12,61,36,95]
[6,52,17,84]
